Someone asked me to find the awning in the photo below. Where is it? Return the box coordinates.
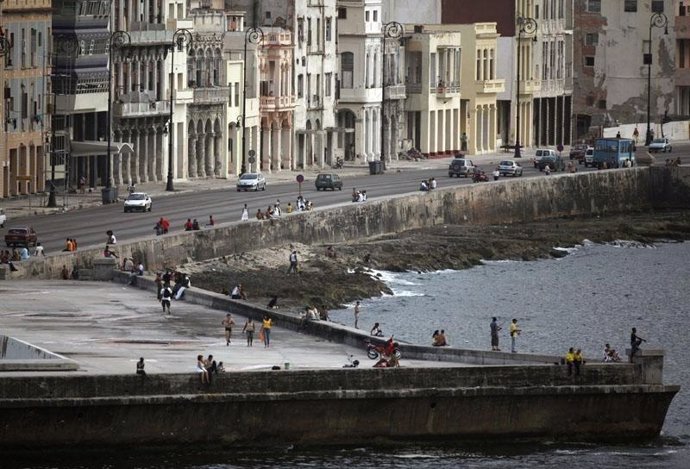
[70,141,135,157]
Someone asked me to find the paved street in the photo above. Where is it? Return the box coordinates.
[0,280,468,375]
[1,144,688,254]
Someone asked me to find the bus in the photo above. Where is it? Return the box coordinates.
[593,138,636,169]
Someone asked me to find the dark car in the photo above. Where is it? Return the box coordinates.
[315,173,343,191]
[5,226,38,248]
[538,153,565,172]
[448,157,476,178]
[569,144,589,162]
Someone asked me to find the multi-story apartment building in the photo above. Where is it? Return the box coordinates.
[533,0,573,146]
[573,0,674,141]
[677,0,690,116]
[2,0,51,198]
[403,25,463,157]
[457,23,505,154]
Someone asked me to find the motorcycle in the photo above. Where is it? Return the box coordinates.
[366,340,402,360]
[334,157,344,169]
[472,171,489,183]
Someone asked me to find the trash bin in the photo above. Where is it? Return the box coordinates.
[101,187,118,204]
[368,160,383,175]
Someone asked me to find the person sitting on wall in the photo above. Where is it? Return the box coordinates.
[419,180,429,191]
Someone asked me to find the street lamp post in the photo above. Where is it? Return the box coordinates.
[514,16,537,159]
[380,21,403,172]
[105,31,130,203]
[645,12,668,146]
[241,27,263,175]
[166,28,193,192]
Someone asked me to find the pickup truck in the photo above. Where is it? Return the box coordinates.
[5,226,38,248]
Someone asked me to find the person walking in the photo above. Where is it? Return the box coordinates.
[241,204,249,221]
[490,317,501,351]
[287,250,298,274]
[354,301,361,329]
[261,314,273,347]
[243,318,255,346]
[222,313,235,346]
[510,318,521,353]
[160,283,173,314]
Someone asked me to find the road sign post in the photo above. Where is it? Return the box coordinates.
[296,174,304,197]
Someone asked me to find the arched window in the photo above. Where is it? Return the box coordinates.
[341,52,354,89]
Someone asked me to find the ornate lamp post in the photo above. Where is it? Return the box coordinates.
[380,21,403,172]
[241,27,263,175]
[165,28,193,192]
[103,31,130,203]
[644,12,668,146]
[514,16,537,159]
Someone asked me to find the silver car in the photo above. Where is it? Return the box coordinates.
[123,192,152,212]
[498,160,523,177]
[236,172,266,191]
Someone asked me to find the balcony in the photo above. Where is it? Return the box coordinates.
[406,83,422,94]
[114,100,170,118]
[522,79,541,94]
[308,94,323,110]
[260,95,296,111]
[128,27,172,46]
[476,79,505,94]
[193,87,230,105]
[432,84,460,98]
[385,84,406,100]
[174,88,194,103]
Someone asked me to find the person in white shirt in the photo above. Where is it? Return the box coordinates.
[33,242,45,257]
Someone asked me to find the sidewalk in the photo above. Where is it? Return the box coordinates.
[0,150,522,219]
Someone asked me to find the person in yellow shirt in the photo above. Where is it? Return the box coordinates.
[509,318,521,353]
[262,314,273,348]
[573,349,584,376]
[565,347,576,376]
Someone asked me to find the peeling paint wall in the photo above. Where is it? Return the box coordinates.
[573,0,675,141]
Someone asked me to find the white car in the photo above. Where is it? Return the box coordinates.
[236,172,266,191]
[124,192,152,212]
[0,208,6,228]
[498,160,523,177]
[648,138,672,153]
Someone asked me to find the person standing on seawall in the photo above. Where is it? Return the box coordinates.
[510,318,521,353]
[490,317,501,351]
[354,301,361,329]
[630,327,646,363]
[262,314,273,348]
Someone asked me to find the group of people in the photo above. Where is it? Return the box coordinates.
[419,178,438,191]
[196,354,224,384]
[154,217,171,235]
[665,157,682,166]
[372,336,400,368]
[351,188,368,202]
[603,343,622,362]
[564,348,585,376]
[432,329,449,346]
[62,238,78,252]
[154,270,191,314]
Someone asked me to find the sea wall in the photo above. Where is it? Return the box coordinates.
[0,367,679,448]
[12,166,690,279]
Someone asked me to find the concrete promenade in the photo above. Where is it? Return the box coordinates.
[0,280,470,375]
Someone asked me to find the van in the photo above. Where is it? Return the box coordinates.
[533,149,558,168]
[315,173,343,191]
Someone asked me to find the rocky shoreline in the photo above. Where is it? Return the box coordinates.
[187,210,690,314]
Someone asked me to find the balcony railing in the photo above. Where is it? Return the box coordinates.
[406,83,422,94]
[193,87,230,105]
[432,84,460,98]
[114,100,170,118]
[260,95,296,110]
[476,79,505,94]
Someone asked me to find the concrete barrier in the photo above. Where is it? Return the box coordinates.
[5,166,690,280]
[0,336,79,371]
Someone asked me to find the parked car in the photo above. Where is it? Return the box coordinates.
[583,147,594,167]
[448,157,476,178]
[315,173,343,191]
[569,144,589,162]
[123,192,152,212]
[498,160,523,177]
[5,226,38,248]
[537,153,565,172]
[648,138,672,153]
[533,149,558,168]
[0,208,6,228]
[236,172,267,191]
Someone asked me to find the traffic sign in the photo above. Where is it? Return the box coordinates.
[296,174,304,183]
[248,156,255,164]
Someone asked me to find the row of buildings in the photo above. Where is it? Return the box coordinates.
[0,0,680,199]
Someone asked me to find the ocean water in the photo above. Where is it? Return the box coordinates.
[9,242,689,468]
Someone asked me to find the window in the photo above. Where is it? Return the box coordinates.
[585,33,598,46]
[586,0,601,13]
[298,74,303,97]
[265,11,271,19]
[365,11,370,22]
[326,18,332,41]
[307,18,312,46]
[475,49,481,80]
[651,0,664,13]
[337,7,346,19]
[624,0,637,12]
[341,52,353,88]
[598,99,607,109]
[373,10,378,22]
[298,18,304,43]
[586,96,594,106]
[585,56,595,67]
[325,72,332,96]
